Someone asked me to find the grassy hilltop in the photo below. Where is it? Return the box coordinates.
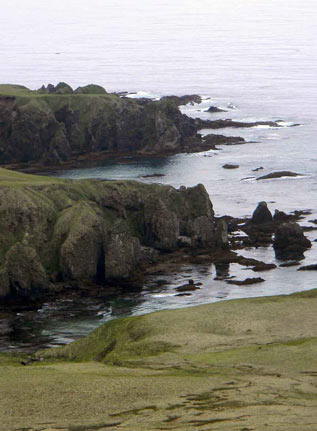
[1,289,316,430]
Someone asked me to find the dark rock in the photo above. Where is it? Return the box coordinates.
[176,280,199,292]
[161,95,202,106]
[215,219,229,250]
[202,134,245,150]
[257,171,303,181]
[222,164,239,169]
[214,262,230,280]
[141,173,166,178]
[252,167,264,172]
[252,263,277,272]
[298,264,317,271]
[273,222,311,259]
[251,202,273,225]
[195,119,282,130]
[226,277,265,286]
[206,106,227,113]
[279,261,300,267]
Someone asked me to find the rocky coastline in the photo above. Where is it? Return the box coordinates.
[0,83,285,173]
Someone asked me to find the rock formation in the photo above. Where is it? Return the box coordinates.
[0,170,216,301]
[273,222,311,259]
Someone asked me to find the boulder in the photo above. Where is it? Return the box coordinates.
[273,222,311,257]
[251,201,273,224]
[206,106,227,113]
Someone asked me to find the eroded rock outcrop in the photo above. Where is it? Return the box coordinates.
[273,222,311,259]
[0,171,216,301]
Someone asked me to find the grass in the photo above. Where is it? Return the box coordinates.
[0,167,63,187]
[1,289,315,430]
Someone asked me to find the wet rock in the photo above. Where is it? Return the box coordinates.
[202,134,245,148]
[297,264,317,271]
[141,173,165,178]
[257,171,303,181]
[195,119,282,130]
[251,201,273,225]
[252,263,277,272]
[222,164,239,169]
[160,95,202,106]
[176,280,200,292]
[215,219,229,250]
[206,106,227,113]
[273,222,311,259]
[214,262,230,280]
[279,261,300,267]
[226,277,265,286]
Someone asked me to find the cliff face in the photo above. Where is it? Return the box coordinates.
[0,169,215,301]
[0,85,201,165]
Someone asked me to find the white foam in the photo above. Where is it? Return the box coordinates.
[125,91,160,100]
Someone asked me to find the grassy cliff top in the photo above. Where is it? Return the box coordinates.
[0,167,63,187]
[1,289,316,431]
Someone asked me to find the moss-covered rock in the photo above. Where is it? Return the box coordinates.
[74,84,107,94]
[0,85,206,166]
[0,169,216,301]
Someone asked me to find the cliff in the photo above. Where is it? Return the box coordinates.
[0,168,215,301]
[0,84,210,167]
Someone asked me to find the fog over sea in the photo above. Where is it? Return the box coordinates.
[1,0,317,350]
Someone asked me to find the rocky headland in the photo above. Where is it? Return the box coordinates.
[0,83,284,172]
[0,168,218,303]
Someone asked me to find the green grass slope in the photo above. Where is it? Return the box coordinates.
[1,289,316,431]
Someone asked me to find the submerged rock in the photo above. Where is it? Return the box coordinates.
[226,277,265,286]
[298,264,317,271]
[222,164,239,169]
